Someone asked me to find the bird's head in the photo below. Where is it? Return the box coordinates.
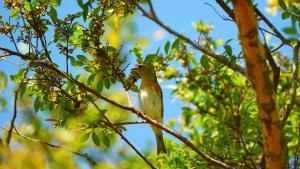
[132,63,156,79]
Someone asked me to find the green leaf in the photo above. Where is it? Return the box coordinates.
[225,39,233,44]
[77,0,84,8]
[80,132,90,142]
[283,27,297,35]
[231,93,239,102]
[130,85,138,92]
[10,68,26,83]
[129,44,142,62]
[171,38,180,51]
[34,96,40,113]
[278,0,287,11]
[75,74,81,80]
[155,47,160,55]
[0,72,7,92]
[200,56,209,69]
[42,19,52,25]
[48,102,54,111]
[145,54,157,62]
[83,3,89,21]
[24,2,31,11]
[224,45,232,56]
[92,132,100,146]
[70,56,77,66]
[96,79,103,92]
[87,73,96,85]
[0,97,7,111]
[53,0,61,6]
[281,12,290,20]
[10,9,20,18]
[19,82,26,97]
[292,5,300,15]
[76,55,88,63]
[49,7,58,21]
[102,134,110,147]
[164,41,170,54]
[104,78,110,89]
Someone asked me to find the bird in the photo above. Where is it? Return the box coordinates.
[132,63,167,154]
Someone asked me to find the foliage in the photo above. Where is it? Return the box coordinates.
[0,0,299,169]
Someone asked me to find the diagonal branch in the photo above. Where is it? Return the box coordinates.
[215,0,291,47]
[0,46,232,169]
[1,126,97,165]
[254,7,291,46]
[6,90,18,145]
[6,60,34,145]
[136,2,245,76]
[89,99,156,169]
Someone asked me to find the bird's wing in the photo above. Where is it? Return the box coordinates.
[138,88,143,111]
[160,87,163,118]
[157,84,164,119]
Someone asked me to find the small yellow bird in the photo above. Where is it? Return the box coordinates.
[133,63,167,154]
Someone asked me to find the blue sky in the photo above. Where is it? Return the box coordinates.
[0,0,291,159]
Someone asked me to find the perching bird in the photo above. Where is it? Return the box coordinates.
[133,63,167,154]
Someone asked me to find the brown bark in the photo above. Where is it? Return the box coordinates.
[231,1,284,169]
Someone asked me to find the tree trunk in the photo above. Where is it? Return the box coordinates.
[231,1,285,168]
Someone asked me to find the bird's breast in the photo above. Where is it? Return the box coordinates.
[138,87,163,122]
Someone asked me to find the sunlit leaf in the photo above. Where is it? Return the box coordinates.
[164,41,170,54]
[92,132,100,146]
[34,96,40,113]
[80,132,90,142]
[102,134,110,147]
[24,2,31,11]
[104,78,110,89]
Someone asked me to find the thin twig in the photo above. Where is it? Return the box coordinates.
[114,121,148,126]
[6,90,19,144]
[215,0,288,48]
[254,7,291,46]
[205,2,233,21]
[6,50,35,145]
[0,53,11,58]
[282,41,300,126]
[260,30,280,94]
[89,99,156,169]
[8,17,20,53]
[215,0,235,20]
[1,126,97,165]
[65,17,74,74]
[271,42,284,53]
[137,2,245,76]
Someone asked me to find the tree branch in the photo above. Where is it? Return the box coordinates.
[89,99,156,169]
[1,126,97,165]
[136,2,245,76]
[6,60,33,145]
[232,1,284,168]
[215,0,291,47]
[254,7,291,46]
[6,90,18,145]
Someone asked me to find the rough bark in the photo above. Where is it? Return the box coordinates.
[231,1,285,169]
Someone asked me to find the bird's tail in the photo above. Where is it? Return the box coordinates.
[154,128,167,154]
